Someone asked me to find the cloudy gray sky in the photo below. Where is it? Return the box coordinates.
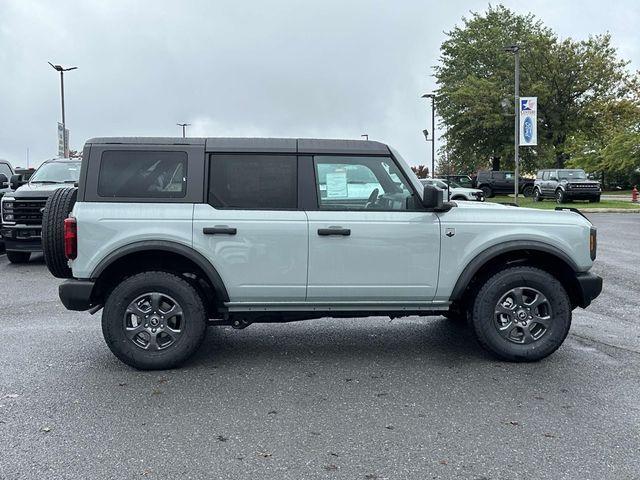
[0,0,638,169]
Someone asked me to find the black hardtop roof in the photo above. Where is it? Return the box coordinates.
[85,137,390,155]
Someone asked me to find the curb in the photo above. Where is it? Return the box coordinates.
[580,208,640,213]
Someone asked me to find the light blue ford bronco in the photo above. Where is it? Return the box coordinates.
[40,137,602,370]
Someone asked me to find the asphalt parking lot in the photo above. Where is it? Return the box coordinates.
[1,213,639,480]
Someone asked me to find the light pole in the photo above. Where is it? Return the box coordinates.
[504,45,520,203]
[361,134,369,141]
[421,93,436,177]
[49,62,77,158]
[177,123,190,138]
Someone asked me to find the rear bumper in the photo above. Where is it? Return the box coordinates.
[575,272,603,308]
[59,279,96,311]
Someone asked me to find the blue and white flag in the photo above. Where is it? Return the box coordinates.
[519,97,537,146]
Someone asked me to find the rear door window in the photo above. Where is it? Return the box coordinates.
[208,154,297,209]
[98,151,187,198]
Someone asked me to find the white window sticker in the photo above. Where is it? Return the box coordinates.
[325,171,348,198]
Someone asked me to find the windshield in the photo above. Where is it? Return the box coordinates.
[30,161,81,183]
[558,170,587,180]
[440,179,462,188]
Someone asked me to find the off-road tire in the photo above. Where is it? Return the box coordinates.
[533,188,543,202]
[522,184,534,197]
[6,251,30,263]
[471,266,572,362]
[102,271,207,370]
[555,189,566,204]
[481,186,493,198]
[42,187,77,278]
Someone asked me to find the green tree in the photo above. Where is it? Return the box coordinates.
[435,5,635,173]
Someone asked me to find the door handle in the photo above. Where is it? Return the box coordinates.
[203,226,237,235]
[318,227,351,236]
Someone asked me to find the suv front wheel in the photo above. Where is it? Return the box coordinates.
[102,271,207,370]
[471,266,571,362]
[555,189,567,204]
[533,188,543,202]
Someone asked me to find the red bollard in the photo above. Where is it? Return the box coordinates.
[632,185,639,203]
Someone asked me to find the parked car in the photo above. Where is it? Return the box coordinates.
[441,174,474,189]
[0,159,14,201]
[0,160,15,250]
[43,137,601,370]
[533,169,601,203]
[14,167,36,182]
[0,157,81,263]
[420,178,484,201]
[474,170,535,198]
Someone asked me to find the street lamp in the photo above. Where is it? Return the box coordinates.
[177,123,191,138]
[49,62,77,158]
[504,45,520,203]
[421,93,436,177]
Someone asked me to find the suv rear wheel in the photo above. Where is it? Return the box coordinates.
[522,185,534,197]
[102,271,207,370]
[471,266,571,362]
[6,251,30,263]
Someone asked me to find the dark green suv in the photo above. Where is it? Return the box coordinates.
[533,169,601,203]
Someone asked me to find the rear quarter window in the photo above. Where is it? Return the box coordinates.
[97,151,187,198]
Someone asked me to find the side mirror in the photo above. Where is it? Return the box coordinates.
[421,184,444,209]
[0,173,8,189]
[10,174,24,191]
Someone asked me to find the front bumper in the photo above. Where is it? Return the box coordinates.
[59,279,96,311]
[565,190,600,200]
[1,226,43,252]
[575,272,603,308]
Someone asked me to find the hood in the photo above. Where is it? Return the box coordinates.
[447,200,592,226]
[563,179,599,185]
[450,187,482,194]
[11,182,75,197]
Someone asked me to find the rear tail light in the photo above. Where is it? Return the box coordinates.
[589,227,597,261]
[64,217,77,260]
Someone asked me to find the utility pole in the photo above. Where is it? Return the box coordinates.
[504,46,520,203]
[48,62,77,158]
[421,93,436,177]
[177,123,190,138]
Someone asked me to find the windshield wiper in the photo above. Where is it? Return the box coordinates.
[30,180,59,184]
[64,180,78,183]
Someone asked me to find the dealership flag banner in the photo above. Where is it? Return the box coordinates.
[58,122,65,157]
[519,97,537,146]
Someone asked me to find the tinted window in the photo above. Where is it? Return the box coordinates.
[542,171,550,180]
[98,151,187,198]
[314,156,414,211]
[209,155,297,209]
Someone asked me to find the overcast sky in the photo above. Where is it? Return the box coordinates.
[0,0,638,169]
